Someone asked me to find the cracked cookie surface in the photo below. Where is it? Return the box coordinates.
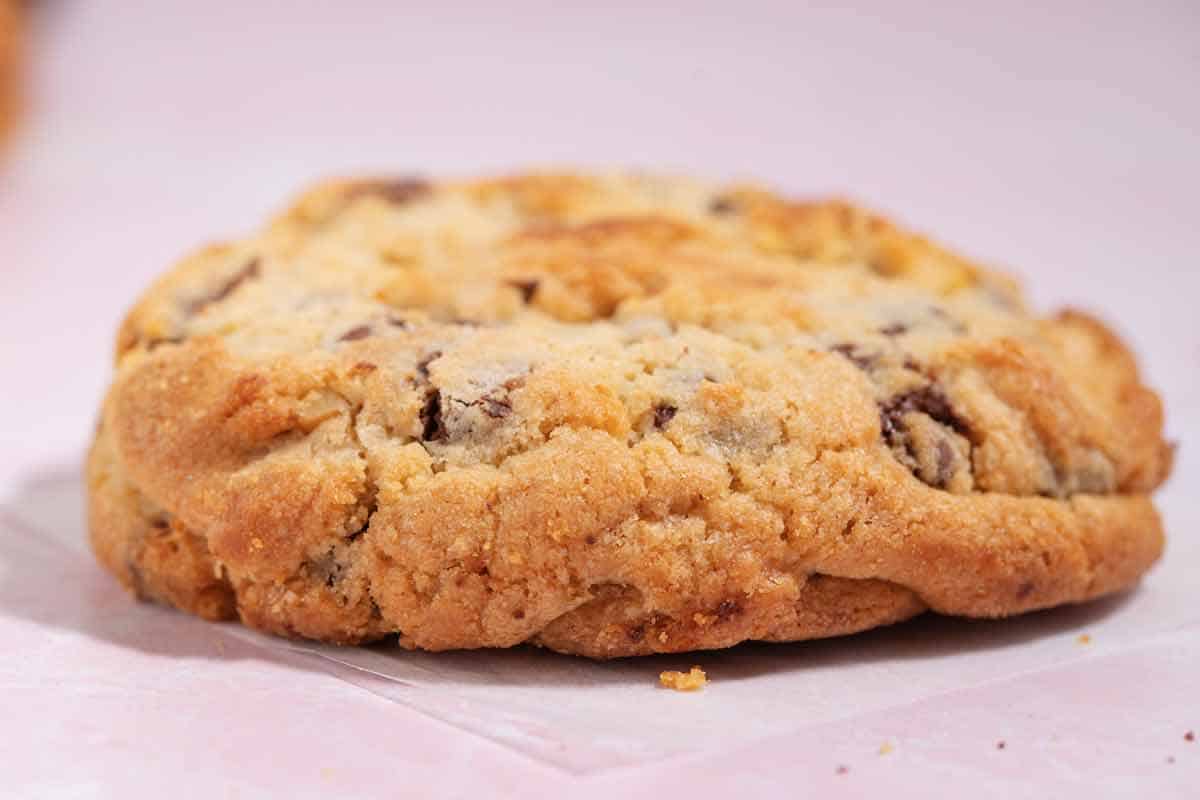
[88,172,1173,657]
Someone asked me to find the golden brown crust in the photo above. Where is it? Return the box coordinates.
[88,171,1172,657]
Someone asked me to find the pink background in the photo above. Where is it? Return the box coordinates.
[1,2,1197,797]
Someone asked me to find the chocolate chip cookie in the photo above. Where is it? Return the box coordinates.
[88,172,1173,657]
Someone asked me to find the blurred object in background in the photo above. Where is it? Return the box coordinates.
[0,0,22,143]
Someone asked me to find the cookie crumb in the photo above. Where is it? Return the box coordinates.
[1186,730,1195,742]
[1167,756,1175,764]
[996,740,1006,750]
[879,741,894,755]
[1076,634,1092,645]
[659,666,707,691]
[835,765,849,775]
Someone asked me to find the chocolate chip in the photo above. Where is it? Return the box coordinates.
[507,279,540,303]
[480,396,512,419]
[453,391,514,419]
[512,609,526,620]
[708,196,738,215]
[347,178,432,206]
[386,314,410,329]
[653,404,677,429]
[585,535,597,545]
[714,600,741,622]
[881,385,972,490]
[880,385,969,442]
[831,343,877,371]
[880,322,909,337]
[416,350,442,380]
[628,624,646,643]
[420,390,447,442]
[1016,581,1035,600]
[187,257,261,315]
[935,439,956,488]
[338,325,372,342]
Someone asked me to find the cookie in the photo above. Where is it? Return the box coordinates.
[88,172,1173,658]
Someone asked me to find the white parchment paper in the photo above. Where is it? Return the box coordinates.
[7,466,1195,774]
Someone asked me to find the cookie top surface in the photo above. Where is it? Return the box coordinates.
[95,171,1172,655]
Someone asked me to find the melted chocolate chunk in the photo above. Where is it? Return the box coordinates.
[480,396,512,419]
[708,196,738,215]
[653,403,677,429]
[338,325,372,342]
[347,178,432,206]
[935,439,956,488]
[416,350,442,380]
[187,258,261,315]
[880,385,969,443]
[420,390,447,441]
[831,343,878,371]
[507,279,540,303]
[880,385,972,490]
[880,322,909,337]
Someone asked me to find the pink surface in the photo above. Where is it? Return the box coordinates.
[2,2,1198,797]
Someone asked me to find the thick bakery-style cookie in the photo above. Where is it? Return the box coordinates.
[88,172,1173,658]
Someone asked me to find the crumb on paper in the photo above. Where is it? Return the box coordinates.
[1076,634,1092,645]
[1167,756,1176,764]
[659,666,707,691]
[320,767,335,780]
[996,740,1006,750]
[878,741,894,755]
[1186,730,1195,742]
[835,765,849,775]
